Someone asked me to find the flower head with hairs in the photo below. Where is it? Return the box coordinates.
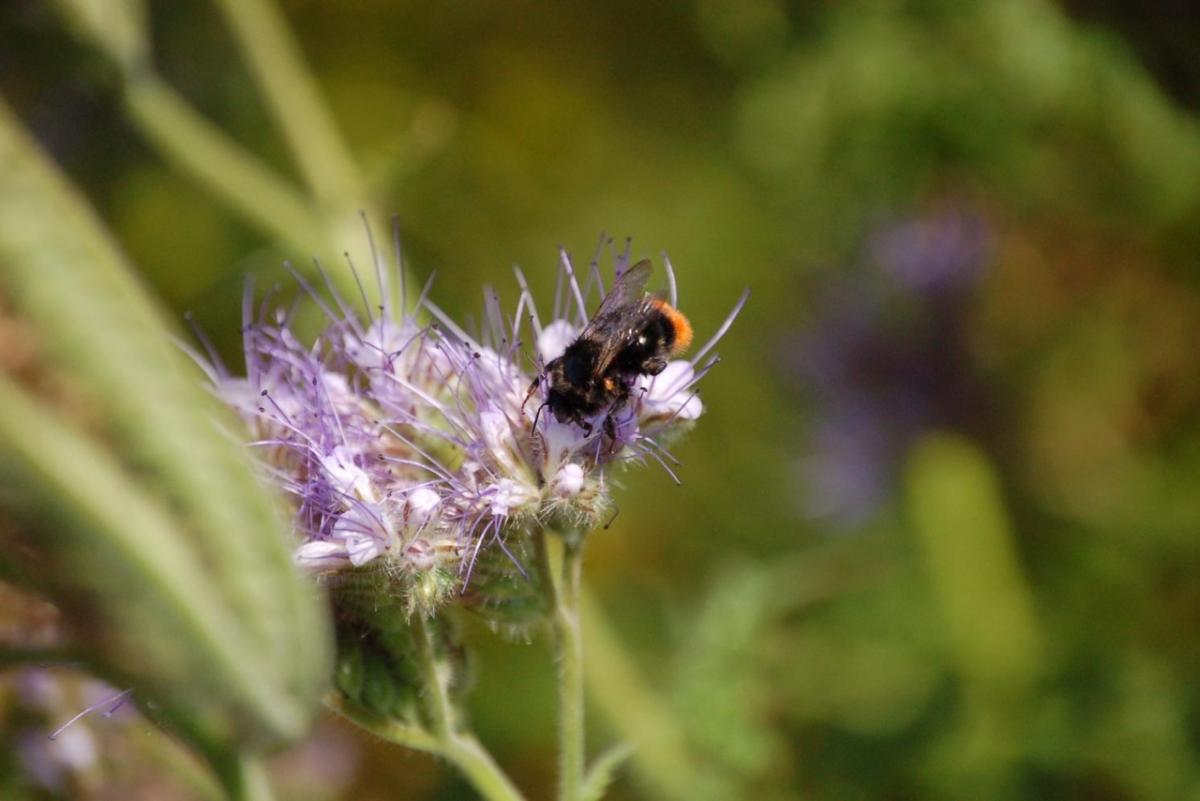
[193,238,745,614]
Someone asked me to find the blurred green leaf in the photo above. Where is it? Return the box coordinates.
[905,432,1041,693]
[580,740,635,801]
[0,95,330,774]
[49,0,148,71]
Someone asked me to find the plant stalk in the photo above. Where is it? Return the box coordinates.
[325,692,526,801]
[121,73,328,258]
[221,755,276,801]
[537,529,586,801]
[579,588,697,801]
[209,0,363,207]
[413,613,455,737]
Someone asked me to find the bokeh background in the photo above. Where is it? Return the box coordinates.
[4,0,1200,799]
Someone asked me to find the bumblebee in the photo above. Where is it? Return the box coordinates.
[530,259,692,435]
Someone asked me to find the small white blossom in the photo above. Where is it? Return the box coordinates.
[553,462,586,497]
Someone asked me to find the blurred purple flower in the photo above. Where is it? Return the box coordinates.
[788,209,992,524]
[8,668,130,792]
[871,209,990,296]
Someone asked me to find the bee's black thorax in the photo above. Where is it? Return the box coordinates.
[615,311,674,376]
[544,339,616,425]
[561,338,600,385]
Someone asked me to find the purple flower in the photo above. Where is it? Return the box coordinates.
[788,209,992,524]
[194,239,745,609]
[8,669,130,791]
[870,209,990,296]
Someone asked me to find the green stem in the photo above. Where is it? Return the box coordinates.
[121,72,328,257]
[221,755,276,801]
[579,588,697,801]
[537,529,586,801]
[209,0,363,208]
[413,613,455,737]
[118,68,390,306]
[441,733,528,801]
[325,693,440,752]
[325,693,526,801]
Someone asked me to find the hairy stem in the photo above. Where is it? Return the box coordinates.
[538,529,586,801]
[325,693,526,801]
[413,613,455,737]
[441,732,528,801]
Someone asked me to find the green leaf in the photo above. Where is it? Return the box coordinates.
[905,431,1042,692]
[48,0,148,72]
[0,95,331,767]
[581,741,636,801]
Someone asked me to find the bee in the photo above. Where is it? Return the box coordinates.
[527,259,693,436]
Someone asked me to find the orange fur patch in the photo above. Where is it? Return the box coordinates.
[653,298,693,356]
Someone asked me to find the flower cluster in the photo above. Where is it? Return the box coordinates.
[195,241,744,614]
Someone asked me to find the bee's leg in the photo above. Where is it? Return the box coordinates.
[531,401,550,433]
[642,356,668,375]
[601,413,626,457]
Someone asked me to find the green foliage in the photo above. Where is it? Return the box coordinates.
[462,534,548,642]
[579,741,635,801]
[906,432,1041,693]
[0,95,331,781]
[735,0,1200,246]
[668,561,791,801]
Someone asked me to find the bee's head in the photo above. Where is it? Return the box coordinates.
[547,357,573,419]
[543,356,568,393]
[541,356,583,424]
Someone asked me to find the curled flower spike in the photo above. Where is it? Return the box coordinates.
[195,235,746,613]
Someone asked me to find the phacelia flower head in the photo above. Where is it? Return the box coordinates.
[194,237,746,615]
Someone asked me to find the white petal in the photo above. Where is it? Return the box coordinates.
[321,446,375,501]
[405,487,441,528]
[538,319,578,363]
[644,360,695,401]
[640,360,704,420]
[487,478,535,516]
[295,540,348,568]
[344,533,385,567]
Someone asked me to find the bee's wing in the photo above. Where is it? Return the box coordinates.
[592,259,652,320]
[579,259,655,374]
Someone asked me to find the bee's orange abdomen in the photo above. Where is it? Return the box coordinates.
[652,298,693,356]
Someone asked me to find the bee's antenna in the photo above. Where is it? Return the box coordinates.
[521,375,541,416]
[531,401,550,433]
[603,503,621,530]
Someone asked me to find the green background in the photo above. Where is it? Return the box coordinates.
[4,1,1200,799]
